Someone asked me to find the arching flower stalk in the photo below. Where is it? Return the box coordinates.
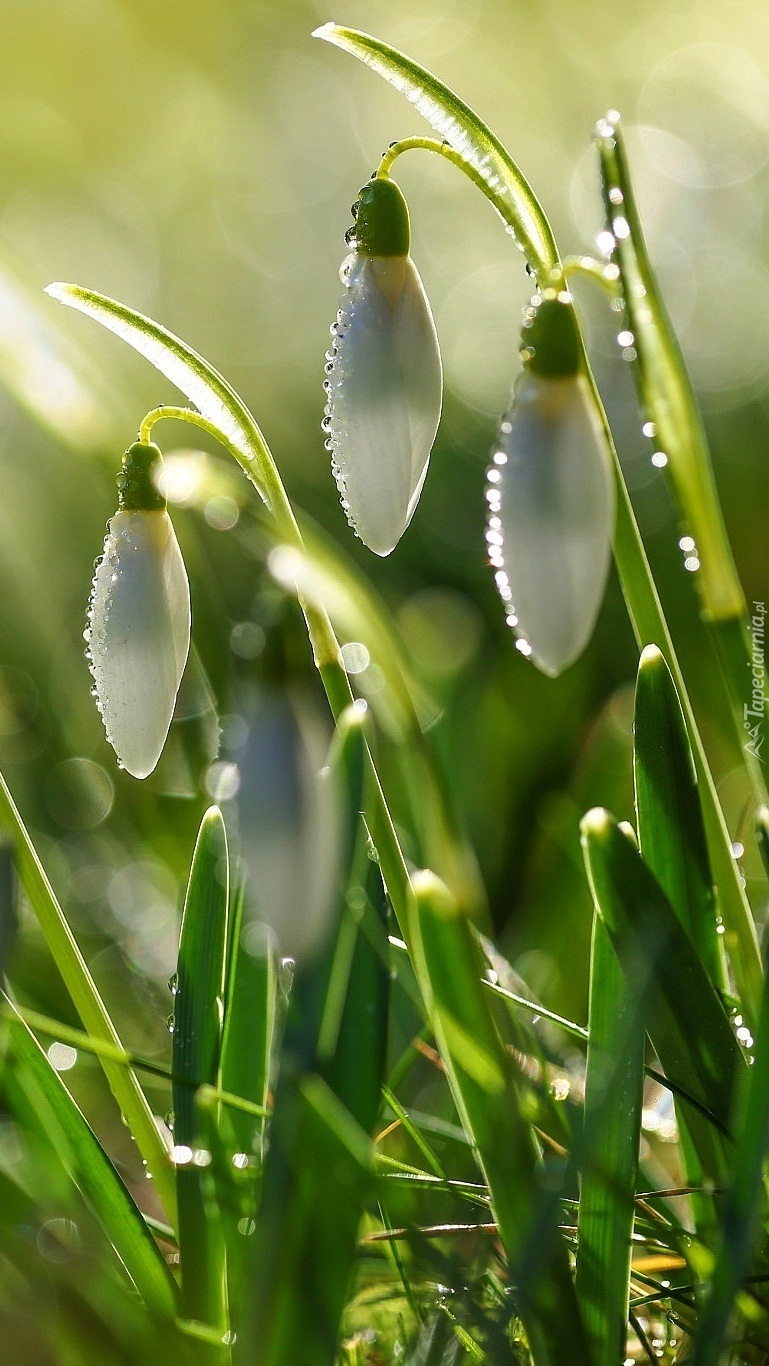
[486,292,614,677]
[324,176,443,556]
[85,441,191,778]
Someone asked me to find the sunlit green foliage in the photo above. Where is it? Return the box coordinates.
[0,7,768,1363]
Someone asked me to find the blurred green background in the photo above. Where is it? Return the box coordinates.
[0,0,768,1186]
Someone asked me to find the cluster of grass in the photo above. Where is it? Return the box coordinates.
[0,22,767,1366]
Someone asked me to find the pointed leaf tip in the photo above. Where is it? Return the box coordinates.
[580,807,612,841]
[638,642,664,667]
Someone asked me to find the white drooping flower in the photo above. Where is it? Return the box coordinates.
[324,176,442,557]
[486,293,614,678]
[85,441,191,778]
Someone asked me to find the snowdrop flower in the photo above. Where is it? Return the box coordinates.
[232,686,343,962]
[85,441,191,778]
[324,176,442,556]
[486,292,614,677]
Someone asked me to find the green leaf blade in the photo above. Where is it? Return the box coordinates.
[595,118,743,623]
[172,805,230,1332]
[693,940,769,1363]
[409,871,591,1366]
[219,897,277,1164]
[634,644,724,990]
[0,768,176,1221]
[576,916,645,1365]
[6,1001,178,1322]
[581,808,745,1186]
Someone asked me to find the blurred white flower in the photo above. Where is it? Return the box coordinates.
[85,443,190,778]
[486,295,614,677]
[230,686,342,962]
[324,177,442,556]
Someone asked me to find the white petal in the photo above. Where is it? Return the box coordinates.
[86,510,191,778]
[490,374,614,677]
[326,254,442,556]
[234,690,342,961]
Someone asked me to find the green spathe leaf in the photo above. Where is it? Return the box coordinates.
[312,22,559,280]
[5,999,178,1322]
[580,808,745,1185]
[634,644,723,990]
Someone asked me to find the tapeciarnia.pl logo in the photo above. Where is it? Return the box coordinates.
[745,601,766,763]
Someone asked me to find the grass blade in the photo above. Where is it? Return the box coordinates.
[634,643,726,1238]
[576,916,645,1364]
[246,1074,374,1366]
[0,768,176,1221]
[595,117,743,625]
[172,806,229,1334]
[0,838,16,981]
[580,809,745,1186]
[220,892,277,1165]
[313,23,560,279]
[4,997,178,1321]
[693,939,769,1363]
[317,856,390,1139]
[408,871,591,1366]
[634,644,723,991]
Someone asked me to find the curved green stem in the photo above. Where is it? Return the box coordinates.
[563,254,622,298]
[139,405,240,456]
[377,139,565,285]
